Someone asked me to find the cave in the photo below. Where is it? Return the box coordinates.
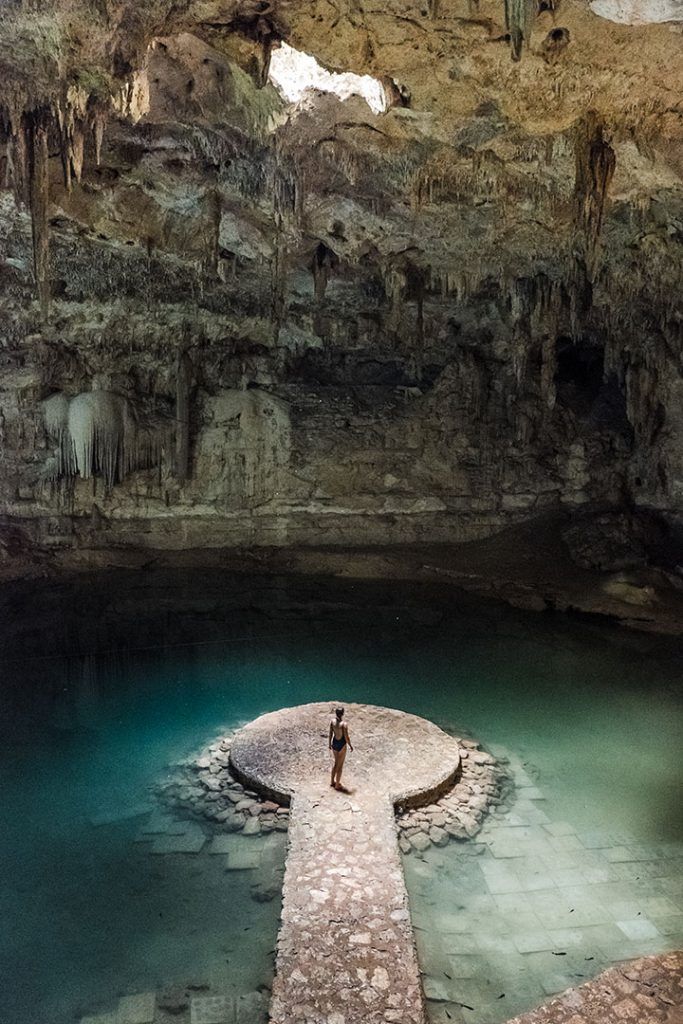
[0,2,681,1024]
[554,335,604,413]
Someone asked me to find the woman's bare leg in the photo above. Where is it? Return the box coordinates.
[332,750,342,787]
[333,746,347,787]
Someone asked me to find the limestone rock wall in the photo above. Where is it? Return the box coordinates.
[0,1,681,567]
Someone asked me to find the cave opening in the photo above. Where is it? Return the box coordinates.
[554,337,634,441]
[268,42,387,114]
[554,335,603,411]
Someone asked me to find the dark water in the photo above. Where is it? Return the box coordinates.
[0,571,681,1024]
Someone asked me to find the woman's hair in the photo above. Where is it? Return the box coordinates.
[335,706,344,720]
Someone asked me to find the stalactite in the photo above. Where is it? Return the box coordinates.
[311,242,335,303]
[6,90,107,315]
[41,391,168,489]
[540,333,557,410]
[6,104,30,208]
[112,70,150,123]
[544,135,554,166]
[317,139,361,188]
[272,163,297,221]
[504,0,535,61]
[510,330,528,385]
[207,188,221,277]
[228,3,289,88]
[573,111,615,272]
[385,266,406,335]
[569,257,593,340]
[414,276,425,383]
[42,392,70,476]
[425,264,488,303]
[270,141,293,339]
[258,38,273,88]
[271,233,287,340]
[26,109,50,317]
[175,349,192,481]
[55,87,93,191]
[68,392,124,486]
[55,103,71,192]
[93,109,106,165]
[71,120,85,182]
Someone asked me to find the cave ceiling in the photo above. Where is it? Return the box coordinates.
[0,0,681,578]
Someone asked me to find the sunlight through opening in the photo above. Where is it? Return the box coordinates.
[268,43,387,115]
[590,0,683,22]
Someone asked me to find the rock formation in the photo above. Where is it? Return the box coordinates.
[0,1,681,613]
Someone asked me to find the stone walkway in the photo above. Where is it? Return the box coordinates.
[505,951,683,1024]
[230,703,462,1024]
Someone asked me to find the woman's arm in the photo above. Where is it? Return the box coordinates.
[328,722,334,749]
[344,724,353,751]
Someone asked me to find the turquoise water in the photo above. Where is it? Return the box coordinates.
[0,572,681,1024]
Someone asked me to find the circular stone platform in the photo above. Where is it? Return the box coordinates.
[229,701,461,808]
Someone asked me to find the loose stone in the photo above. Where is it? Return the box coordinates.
[429,825,448,847]
[409,832,432,853]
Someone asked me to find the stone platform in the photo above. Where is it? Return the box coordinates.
[230,702,462,1024]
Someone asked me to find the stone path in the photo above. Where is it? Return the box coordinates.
[230,702,462,1024]
[505,951,683,1024]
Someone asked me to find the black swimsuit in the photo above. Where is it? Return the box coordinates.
[331,725,346,752]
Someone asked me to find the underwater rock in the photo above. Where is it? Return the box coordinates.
[396,740,507,851]
[236,990,269,1024]
[251,880,280,902]
[428,825,448,846]
[157,988,189,1016]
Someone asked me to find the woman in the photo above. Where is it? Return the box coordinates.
[328,706,353,790]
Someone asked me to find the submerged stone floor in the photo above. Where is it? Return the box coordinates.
[75,714,682,1024]
[410,743,683,1024]
[230,703,462,1024]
